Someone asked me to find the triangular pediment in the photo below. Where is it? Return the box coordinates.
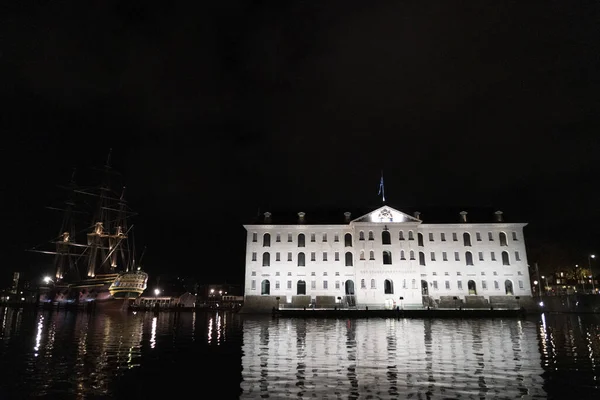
[352,206,421,224]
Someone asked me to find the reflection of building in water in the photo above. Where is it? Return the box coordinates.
[240,318,545,399]
[243,207,533,311]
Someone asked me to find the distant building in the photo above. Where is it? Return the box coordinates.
[242,206,533,312]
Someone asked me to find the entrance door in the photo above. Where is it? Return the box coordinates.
[345,280,356,307]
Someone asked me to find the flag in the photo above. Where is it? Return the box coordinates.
[378,172,386,202]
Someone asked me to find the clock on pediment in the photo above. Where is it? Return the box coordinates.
[377,208,394,222]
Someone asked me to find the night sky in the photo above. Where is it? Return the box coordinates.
[2,1,599,287]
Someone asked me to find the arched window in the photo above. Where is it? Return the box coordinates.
[371,279,376,289]
[261,280,270,295]
[410,250,415,260]
[345,280,355,295]
[297,280,306,295]
[468,280,477,295]
[382,231,391,245]
[345,233,353,247]
[400,250,406,260]
[263,233,271,247]
[421,280,429,295]
[384,279,394,294]
[465,251,474,266]
[298,233,305,247]
[505,280,514,295]
[262,252,270,267]
[502,251,510,265]
[383,251,392,264]
[360,279,366,289]
[418,233,424,247]
[419,251,426,266]
[369,250,375,260]
[298,252,305,266]
[359,231,365,241]
[408,231,414,240]
[360,250,365,260]
[463,232,471,247]
[499,232,507,246]
[368,231,374,240]
[345,252,353,266]
[399,231,405,240]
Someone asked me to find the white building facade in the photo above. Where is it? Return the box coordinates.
[242,206,532,312]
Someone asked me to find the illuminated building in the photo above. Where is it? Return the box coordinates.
[242,206,532,312]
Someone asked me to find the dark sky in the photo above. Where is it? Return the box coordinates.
[2,1,599,287]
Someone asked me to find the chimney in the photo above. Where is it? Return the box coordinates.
[459,211,468,223]
[344,211,351,222]
[494,210,503,222]
[413,211,421,220]
[298,212,305,223]
[264,212,272,223]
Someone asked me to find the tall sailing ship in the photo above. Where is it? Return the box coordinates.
[30,150,148,310]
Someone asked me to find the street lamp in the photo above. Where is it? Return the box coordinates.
[533,280,539,296]
[154,288,160,296]
[43,276,53,284]
[589,254,596,294]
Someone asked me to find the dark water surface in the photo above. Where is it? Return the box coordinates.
[1,307,599,399]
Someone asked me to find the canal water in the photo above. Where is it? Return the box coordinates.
[0,307,599,399]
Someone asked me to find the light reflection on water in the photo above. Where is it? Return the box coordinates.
[1,306,600,399]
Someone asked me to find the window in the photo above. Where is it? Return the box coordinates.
[465,252,473,266]
[463,232,471,246]
[262,253,270,266]
[311,252,316,262]
[399,231,405,240]
[251,280,256,290]
[370,250,375,260]
[499,232,508,246]
[412,279,417,289]
[261,280,270,295]
[335,281,340,289]
[444,271,449,276]
[494,281,499,290]
[323,233,327,242]
[384,279,394,294]
[418,233,424,247]
[310,233,315,242]
[478,252,484,261]
[298,233,305,247]
[512,232,518,241]
[311,281,316,289]
[276,233,281,242]
[345,233,353,247]
[263,233,271,247]
[382,230,391,245]
[433,281,438,290]
[400,250,406,260]
[323,252,328,261]
[360,250,365,260]
[368,231,374,241]
[429,232,434,242]
[323,281,328,289]
[454,252,460,261]
[502,251,510,265]
[252,252,257,261]
[441,232,446,241]
[361,279,366,289]
[491,252,496,261]
[482,280,487,290]
[408,231,414,240]
[430,252,436,261]
[410,250,415,260]
[515,251,521,261]
[275,272,280,276]
[298,252,305,266]
[457,281,463,290]
[476,232,481,241]
[383,251,392,264]
[251,271,256,276]
[287,280,292,289]
[442,251,448,261]
[371,279,376,289]
[402,279,407,289]
[452,232,458,241]
[359,231,365,241]
[334,234,339,242]
[345,252,353,266]
[276,252,280,262]
[335,252,339,261]
[252,233,257,242]
[445,281,450,290]
[518,280,524,289]
[457,271,461,276]
[488,232,493,241]
[288,233,292,242]
[323,272,327,276]
[275,281,280,289]
[287,252,292,262]
[419,252,426,266]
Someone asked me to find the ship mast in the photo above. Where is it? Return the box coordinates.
[54,168,79,281]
